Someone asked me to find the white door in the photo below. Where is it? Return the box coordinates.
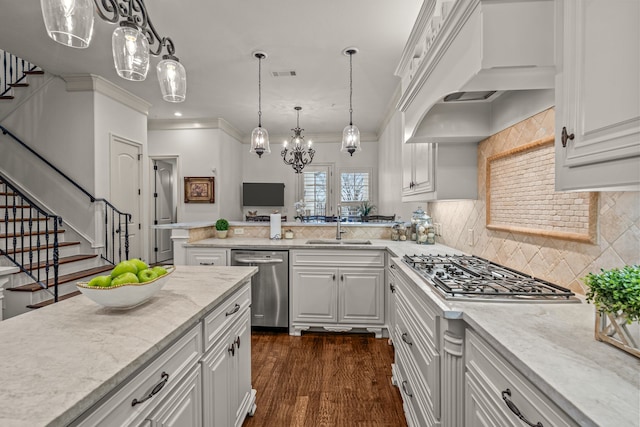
[110,136,142,261]
[153,158,176,264]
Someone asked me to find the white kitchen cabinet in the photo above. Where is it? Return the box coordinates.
[145,365,202,427]
[290,250,385,337]
[186,248,229,266]
[465,328,579,427]
[555,0,640,191]
[402,142,477,202]
[390,260,442,426]
[202,282,255,427]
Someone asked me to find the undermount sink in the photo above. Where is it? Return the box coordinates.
[305,239,372,245]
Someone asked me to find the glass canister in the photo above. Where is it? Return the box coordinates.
[410,207,428,241]
[391,221,408,241]
[414,209,434,245]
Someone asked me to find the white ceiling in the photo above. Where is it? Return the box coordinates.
[0,0,422,140]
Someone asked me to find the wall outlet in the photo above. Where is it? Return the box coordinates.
[467,229,474,246]
[234,228,244,235]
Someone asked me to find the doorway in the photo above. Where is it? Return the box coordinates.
[151,157,178,265]
[109,135,142,260]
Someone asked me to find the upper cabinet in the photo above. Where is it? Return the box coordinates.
[555,0,640,192]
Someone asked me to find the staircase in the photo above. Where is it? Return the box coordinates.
[0,179,114,318]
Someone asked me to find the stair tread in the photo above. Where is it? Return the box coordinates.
[8,265,114,292]
[2,240,78,255]
[27,291,82,309]
[0,96,15,100]
[23,70,44,75]
[8,83,29,87]
[15,253,99,273]
[0,229,66,239]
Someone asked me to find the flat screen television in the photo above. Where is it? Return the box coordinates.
[242,182,285,206]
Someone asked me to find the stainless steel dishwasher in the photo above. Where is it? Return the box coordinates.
[231,250,289,328]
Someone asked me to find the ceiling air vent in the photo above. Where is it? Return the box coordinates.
[443,91,497,102]
[271,71,297,77]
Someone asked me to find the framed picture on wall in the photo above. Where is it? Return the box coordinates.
[184,177,215,203]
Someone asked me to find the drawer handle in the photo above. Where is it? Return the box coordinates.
[228,343,235,356]
[401,380,413,398]
[401,332,413,346]
[502,389,543,427]
[234,336,241,349]
[199,262,215,265]
[131,371,169,407]
[225,303,240,316]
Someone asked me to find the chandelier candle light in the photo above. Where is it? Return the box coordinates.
[250,51,270,158]
[341,47,361,156]
[41,0,186,102]
[282,106,315,173]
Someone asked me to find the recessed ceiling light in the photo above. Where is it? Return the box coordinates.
[174,112,183,117]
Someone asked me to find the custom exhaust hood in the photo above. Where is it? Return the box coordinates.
[396,0,556,144]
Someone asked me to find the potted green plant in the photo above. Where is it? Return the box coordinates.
[358,201,376,218]
[215,219,229,239]
[584,265,640,358]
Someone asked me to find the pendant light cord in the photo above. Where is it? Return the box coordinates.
[349,51,353,126]
[258,55,263,128]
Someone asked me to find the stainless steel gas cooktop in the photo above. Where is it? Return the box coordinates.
[402,254,580,303]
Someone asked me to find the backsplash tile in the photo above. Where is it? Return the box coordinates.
[429,108,640,295]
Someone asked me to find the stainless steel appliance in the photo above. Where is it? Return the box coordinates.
[403,254,580,303]
[231,250,289,327]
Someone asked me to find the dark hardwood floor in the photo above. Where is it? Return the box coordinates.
[243,330,407,427]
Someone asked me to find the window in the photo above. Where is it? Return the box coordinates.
[340,170,371,217]
[299,165,332,217]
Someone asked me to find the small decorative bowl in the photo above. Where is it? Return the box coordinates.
[77,266,175,309]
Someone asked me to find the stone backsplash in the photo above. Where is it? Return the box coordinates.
[189,224,391,241]
[428,108,640,295]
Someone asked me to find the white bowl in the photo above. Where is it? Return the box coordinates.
[77,266,175,309]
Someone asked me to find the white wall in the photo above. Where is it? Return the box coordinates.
[241,140,379,218]
[147,126,243,222]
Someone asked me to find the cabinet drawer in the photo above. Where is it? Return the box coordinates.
[395,272,439,351]
[291,249,385,267]
[203,282,251,352]
[465,328,578,427]
[73,324,202,426]
[187,248,228,266]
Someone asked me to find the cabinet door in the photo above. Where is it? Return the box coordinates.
[412,143,435,194]
[555,0,640,191]
[402,142,415,195]
[230,310,253,427]
[201,336,232,427]
[291,267,338,323]
[146,366,202,427]
[187,248,228,266]
[338,268,384,324]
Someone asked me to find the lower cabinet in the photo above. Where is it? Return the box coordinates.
[464,328,578,427]
[72,281,254,427]
[290,250,385,337]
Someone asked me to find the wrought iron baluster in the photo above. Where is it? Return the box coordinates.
[52,217,59,302]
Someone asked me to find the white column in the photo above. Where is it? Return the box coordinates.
[0,267,19,321]
[170,228,190,265]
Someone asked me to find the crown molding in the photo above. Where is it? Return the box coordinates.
[61,74,150,115]
[148,117,244,141]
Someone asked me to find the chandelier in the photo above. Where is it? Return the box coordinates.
[249,51,270,158]
[282,106,315,173]
[41,0,186,102]
[341,47,361,156]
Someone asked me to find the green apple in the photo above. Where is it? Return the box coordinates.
[151,266,168,277]
[110,260,137,278]
[129,258,149,272]
[87,275,112,288]
[111,272,139,286]
[137,268,158,283]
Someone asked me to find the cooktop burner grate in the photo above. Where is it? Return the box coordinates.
[402,254,578,302]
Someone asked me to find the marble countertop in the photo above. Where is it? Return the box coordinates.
[0,265,257,427]
[188,237,639,426]
[152,221,392,229]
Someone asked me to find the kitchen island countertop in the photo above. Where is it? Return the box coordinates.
[0,265,257,427]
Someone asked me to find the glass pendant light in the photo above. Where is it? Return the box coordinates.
[250,51,270,158]
[41,0,94,48]
[112,21,150,81]
[157,55,186,102]
[341,47,362,156]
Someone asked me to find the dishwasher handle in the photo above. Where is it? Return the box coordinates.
[233,257,284,265]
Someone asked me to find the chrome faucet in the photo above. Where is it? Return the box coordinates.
[336,204,347,240]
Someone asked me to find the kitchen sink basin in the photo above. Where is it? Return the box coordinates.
[305,239,372,245]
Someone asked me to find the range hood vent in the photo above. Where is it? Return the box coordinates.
[443,91,497,102]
